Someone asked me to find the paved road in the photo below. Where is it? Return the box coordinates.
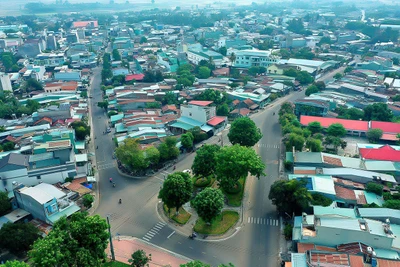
[91,68,336,266]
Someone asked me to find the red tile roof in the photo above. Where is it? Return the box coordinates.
[72,21,98,28]
[310,252,349,265]
[243,98,255,107]
[334,185,356,200]
[188,100,213,106]
[300,116,369,132]
[125,74,145,81]
[207,116,226,126]
[297,243,315,253]
[230,108,251,116]
[377,259,400,267]
[381,133,399,141]
[359,145,400,162]
[161,105,177,113]
[371,121,400,134]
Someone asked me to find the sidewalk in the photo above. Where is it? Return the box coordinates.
[106,236,191,266]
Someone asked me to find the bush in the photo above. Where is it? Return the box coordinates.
[194,176,212,187]
[311,193,333,207]
[365,182,384,196]
[82,194,94,208]
[224,181,242,194]
[284,160,293,171]
[284,224,293,240]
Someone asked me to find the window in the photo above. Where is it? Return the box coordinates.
[36,175,41,180]
[189,112,192,116]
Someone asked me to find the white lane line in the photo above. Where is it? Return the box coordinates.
[275,220,279,226]
[257,218,260,224]
[250,217,253,223]
[248,217,250,223]
[148,230,157,235]
[270,219,272,225]
[156,223,165,227]
[153,225,162,230]
[167,231,175,239]
[263,218,266,224]
[143,237,150,241]
[145,233,155,238]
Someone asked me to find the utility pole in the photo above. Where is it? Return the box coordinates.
[107,215,115,261]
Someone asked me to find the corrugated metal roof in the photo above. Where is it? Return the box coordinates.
[291,253,307,267]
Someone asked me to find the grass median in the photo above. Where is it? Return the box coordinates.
[224,177,245,207]
[193,210,239,235]
[163,205,191,225]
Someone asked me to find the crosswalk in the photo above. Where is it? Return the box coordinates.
[97,162,116,171]
[247,217,279,226]
[155,171,171,180]
[142,222,166,242]
[257,144,280,149]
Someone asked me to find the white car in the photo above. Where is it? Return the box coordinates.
[182,169,192,174]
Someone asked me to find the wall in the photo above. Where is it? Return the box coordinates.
[0,168,29,192]
[14,191,47,222]
[54,71,81,81]
[181,105,216,123]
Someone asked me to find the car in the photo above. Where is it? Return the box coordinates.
[182,169,192,174]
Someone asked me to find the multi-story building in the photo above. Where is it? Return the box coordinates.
[0,73,12,92]
[34,53,65,68]
[233,49,278,68]
[187,44,224,67]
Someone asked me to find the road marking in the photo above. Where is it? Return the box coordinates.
[257,218,260,224]
[248,217,250,223]
[145,233,155,237]
[157,222,166,226]
[263,218,266,224]
[148,230,157,235]
[142,237,150,241]
[270,219,272,225]
[153,225,163,230]
[167,231,175,239]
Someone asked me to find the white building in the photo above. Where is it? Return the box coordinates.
[233,49,279,68]
[0,73,12,92]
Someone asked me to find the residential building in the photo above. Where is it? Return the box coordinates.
[233,49,278,68]
[294,99,329,117]
[187,45,224,67]
[267,64,300,75]
[0,73,12,92]
[54,67,82,81]
[72,21,98,29]
[46,34,57,51]
[34,53,65,68]
[13,183,80,225]
[112,37,133,50]
[227,90,270,108]
[66,33,78,44]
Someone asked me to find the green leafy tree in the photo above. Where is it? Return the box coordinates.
[192,144,220,177]
[336,107,364,120]
[193,188,224,224]
[24,78,43,92]
[285,133,305,151]
[159,172,192,215]
[314,81,326,90]
[188,126,208,143]
[97,101,109,109]
[306,138,323,152]
[140,37,148,44]
[279,102,294,117]
[327,123,347,137]
[181,132,194,150]
[215,145,265,191]
[323,135,346,152]
[144,146,160,167]
[145,102,162,109]
[383,200,400,210]
[1,54,13,71]
[71,121,91,141]
[367,128,383,143]
[82,194,94,208]
[112,48,121,61]
[26,99,40,113]
[197,66,211,79]
[307,121,322,134]
[218,46,227,56]
[296,71,314,85]
[115,138,149,171]
[128,249,151,267]
[228,117,262,147]
[363,103,393,121]
[158,136,180,161]
[305,85,319,96]
[0,261,30,267]
[161,92,178,105]
[310,193,333,207]
[195,89,226,105]
[217,103,229,116]
[29,212,109,267]
[365,182,384,196]
[268,179,311,215]
[0,222,40,254]
[180,262,234,267]
[344,66,353,73]
[2,142,15,151]
[333,73,343,80]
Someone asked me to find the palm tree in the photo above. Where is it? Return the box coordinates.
[229,52,236,65]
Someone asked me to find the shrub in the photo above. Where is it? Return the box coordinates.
[310,193,333,207]
[365,182,384,196]
[194,176,212,187]
[284,224,293,240]
[224,181,242,194]
[284,160,293,171]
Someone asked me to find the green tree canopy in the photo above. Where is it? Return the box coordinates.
[158,136,180,161]
[327,123,347,137]
[228,117,262,147]
[215,145,265,191]
[268,179,311,215]
[159,172,193,215]
[192,144,220,177]
[0,222,40,254]
[333,73,343,80]
[161,91,178,105]
[188,126,208,143]
[197,66,211,79]
[115,138,149,171]
[29,212,109,267]
[367,128,383,143]
[0,261,30,267]
[363,103,393,122]
[216,103,229,116]
[365,182,384,196]
[128,249,151,267]
[218,46,227,56]
[71,121,91,140]
[0,191,11,216]
[383,200,400,210]
[323,135,346,152]
[336,107,364,120]
[82,194,94,208]
[279,102,295,117]
[307,121,322,134]
[306,138,323,152]
[310,193,333,207]
[305,85,319,96]
[285,133,305,151]
[181,132,194,149]
[193,188,224,224]
[112,48,121,61]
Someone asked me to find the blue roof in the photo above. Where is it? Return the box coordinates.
[364,191,385,206]
[178,116,203,127]
[292,253,307,267]
[170,122,194,131]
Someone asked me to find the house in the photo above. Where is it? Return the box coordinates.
[54,67,82,81]
[125,74,144,82]
[13,183,80,225]
[161,105,178,114]
[170,101,226,136]
[187,45,224,67]
[294,99,329,117]
[0,73,12,93]
[72,21,98,29]
[230,108,251,118]
[233,49,278,68]
[34,53,65,68]
[267,64,300,75]
[227,90,270,108]
[359,145,400,162]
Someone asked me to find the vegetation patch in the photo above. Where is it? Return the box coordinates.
[163,204,191,225]
[223,177,245,207]
[194,175,213,188]
[193,210,239,235]
[102,261,130,267]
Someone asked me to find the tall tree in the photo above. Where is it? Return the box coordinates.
[112,48,121,61]
[192,144,220,177]
[285,133,305,151]
[115,138,148,171]
[307,121,322,134]
[158,136,180,161]
[218,46,227,56]
[367,128,383,143]
[306,138,323,152]
[159,172,193,215]
[29,212,109,267]
[181,132,194,150]
[0,191,11,216]
[0,223,40,254]
[279,102,294,117]
[268,179,311,215]
[193,188,224,224]
[228,117,262,147]
[215,145,265,191]
[327,123,346,137]
[128,249,151,267]
[363,103,393,121]
[197,66,211,79]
